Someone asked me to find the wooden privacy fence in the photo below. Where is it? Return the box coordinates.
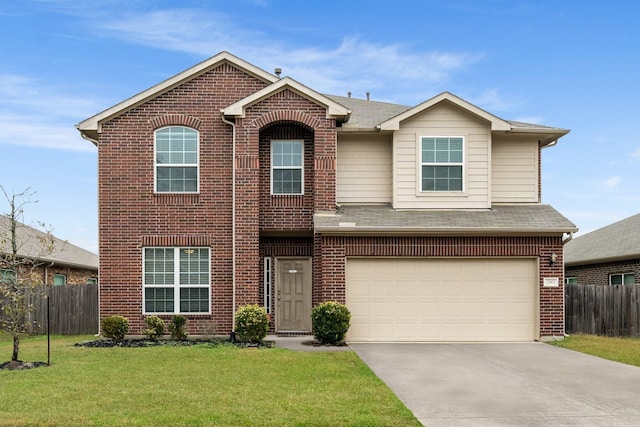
[31,284,99,335]
[565,283,640,337]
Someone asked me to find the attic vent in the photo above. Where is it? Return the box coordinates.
[274,68,282,78]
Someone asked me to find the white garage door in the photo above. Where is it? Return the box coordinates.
[346,258,537,342]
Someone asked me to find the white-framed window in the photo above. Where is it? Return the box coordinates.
[143,247,210,314]
[565,277,578,285]
[264,257,272,314]
[53,274,67,286]
[155,126,199,193]
[420,136,464,192]
[609,272,636,285]
[271,140,303,195]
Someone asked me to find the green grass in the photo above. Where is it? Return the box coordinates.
[551,334,640,367]
[0,335,420,426]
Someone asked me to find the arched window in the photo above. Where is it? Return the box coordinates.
[154,126,199,193]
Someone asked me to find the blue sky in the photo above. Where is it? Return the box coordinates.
[1,0,639,253]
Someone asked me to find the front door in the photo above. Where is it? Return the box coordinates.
[276,258,312,332]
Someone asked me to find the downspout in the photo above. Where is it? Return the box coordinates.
[220,112,237,340]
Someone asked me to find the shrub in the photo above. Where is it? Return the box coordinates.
[311,302,351,345]
[168,315,188,341]
[101,315,129,341]
[235,304,269,343]
[141,316,165,341]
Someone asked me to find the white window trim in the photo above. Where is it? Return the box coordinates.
[154,126,200,194]
[53,274,67,286]
[418,135,465,193]
[270,140,304,195]
[609,272,636,285]
[142,247,211,315]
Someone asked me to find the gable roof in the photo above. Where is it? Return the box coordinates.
[0,216,98,271]
[565,213,640,266]
[378,91,512,131]
[222,77,351,121]
[315,204,577,236]
[77,51,279,142]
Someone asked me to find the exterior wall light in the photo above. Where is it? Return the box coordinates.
[550,253,558,266]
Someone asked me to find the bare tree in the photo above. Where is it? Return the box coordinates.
[0,186,54,362]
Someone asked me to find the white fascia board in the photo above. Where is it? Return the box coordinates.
[222,77,351,119]
[76,51,278,133]
[378,91,512,131]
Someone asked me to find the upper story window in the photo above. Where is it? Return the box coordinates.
[609,272,636,285]
[143,247,210,314]
[155,126,199,193]
[271,140,303,195]
[420,137,464,192]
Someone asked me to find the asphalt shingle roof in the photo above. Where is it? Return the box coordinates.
[0,215,98,270]
[315,204,577,235]
[564,213,640,265]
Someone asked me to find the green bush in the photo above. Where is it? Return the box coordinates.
[311,302,351,345]
[235,304,269,343]
[101,315,129,341]
[141,316,165,341]
[168,315,188,341]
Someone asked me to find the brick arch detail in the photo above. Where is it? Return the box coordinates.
[148,114,203,130]
[250,110,324,131]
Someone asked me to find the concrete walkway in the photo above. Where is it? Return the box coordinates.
[350,342,640,426]
[266,335,351,352]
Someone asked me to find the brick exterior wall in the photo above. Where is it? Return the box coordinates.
[566,259,640,285]
[0,262,97,286]
[97,63,269,334]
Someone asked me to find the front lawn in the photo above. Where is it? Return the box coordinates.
[551,334,640,367]
[0,335,420,426]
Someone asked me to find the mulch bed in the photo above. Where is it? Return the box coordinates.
[73,338,275,349]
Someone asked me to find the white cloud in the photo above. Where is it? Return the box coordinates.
[49,4,483,104]
[603,176,621,188]
[468,88,524,113]
[631,148,640,159]
[0,74,99,151]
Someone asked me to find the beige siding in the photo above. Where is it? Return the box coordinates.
[491,135,539,203]
[337,133,392,204]
[393,101,491,209]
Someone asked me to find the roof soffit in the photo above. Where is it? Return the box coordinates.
[222,77,351,120]
[76,51,278,136]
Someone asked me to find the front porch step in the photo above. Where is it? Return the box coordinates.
[276,331,312,337]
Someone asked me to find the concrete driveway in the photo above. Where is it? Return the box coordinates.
[351,342,640,426]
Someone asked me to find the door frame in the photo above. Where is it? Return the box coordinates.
[275,256,312,332]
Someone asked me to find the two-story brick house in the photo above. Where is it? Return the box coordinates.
[77,51,576,341]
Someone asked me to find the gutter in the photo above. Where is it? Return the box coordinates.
[220,112,237,338]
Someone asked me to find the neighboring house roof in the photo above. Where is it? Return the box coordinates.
[0,216,98,271]
[315,204,577,235]
[565,213,640,266]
